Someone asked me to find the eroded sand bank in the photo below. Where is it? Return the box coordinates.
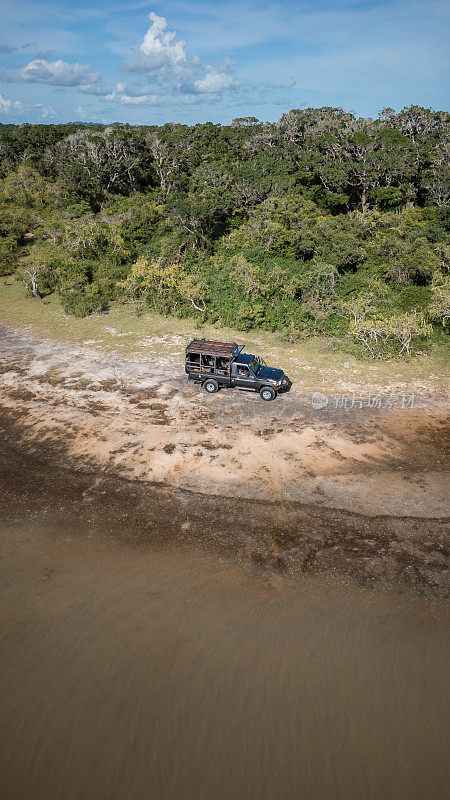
[0,323,448,591]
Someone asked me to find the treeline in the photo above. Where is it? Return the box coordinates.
[0,105,448,357]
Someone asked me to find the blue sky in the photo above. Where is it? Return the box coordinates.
[0,0,448,124]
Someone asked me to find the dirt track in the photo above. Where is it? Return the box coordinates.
[0,323,448,592]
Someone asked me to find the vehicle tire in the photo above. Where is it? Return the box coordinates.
[203,378,219,394]
[260,386,276,401]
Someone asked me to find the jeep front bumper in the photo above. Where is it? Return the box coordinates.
[278,376,292,393]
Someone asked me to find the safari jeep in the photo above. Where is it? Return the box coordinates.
[185,339,292,400]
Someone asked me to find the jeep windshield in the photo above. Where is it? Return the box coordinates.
[249,356,261,374]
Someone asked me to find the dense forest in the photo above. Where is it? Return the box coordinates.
[0,105,448,357]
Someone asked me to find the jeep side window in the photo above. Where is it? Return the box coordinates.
[216,357,230,375]
[186,353,200,368]
[201,354,214,373]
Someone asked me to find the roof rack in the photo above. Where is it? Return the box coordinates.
[186,338,242,357]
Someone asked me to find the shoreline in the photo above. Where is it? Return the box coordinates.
[1,410,448,596]
[0,322,448,594]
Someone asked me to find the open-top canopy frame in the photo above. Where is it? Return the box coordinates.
[185,339,243,358]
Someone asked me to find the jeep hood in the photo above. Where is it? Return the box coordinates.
[256,366,284,382]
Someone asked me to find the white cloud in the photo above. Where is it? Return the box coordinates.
[3,9,240,118]
[130,12,187,73]
[0,92,22,113]
[104,87,158,106]
[0,92,54,119]
[259,76,296,92]
[194,68,238,93]
[125,11,238,99]
[16,58,106,94]
[37,103,57,119]
[120,94,157,105]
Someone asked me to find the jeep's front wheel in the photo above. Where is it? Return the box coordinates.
[203,378,219,394]
[260,386,276,401]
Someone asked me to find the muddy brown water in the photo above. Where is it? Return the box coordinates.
[0,518,449,800]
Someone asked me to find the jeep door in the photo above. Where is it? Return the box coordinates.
[231,362,257,390]
[215,356,232,386]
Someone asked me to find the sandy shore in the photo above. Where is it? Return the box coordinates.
[0,323,448,592]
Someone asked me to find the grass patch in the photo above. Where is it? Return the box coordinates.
[99,378,119,391]
[0,277,448,394]
[0,363,24,374]
[42,367,65,386]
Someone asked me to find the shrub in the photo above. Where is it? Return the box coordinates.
[60,285,109,317]
[427,274,450,327]
[0,237,16,276]
[348,311,432,358]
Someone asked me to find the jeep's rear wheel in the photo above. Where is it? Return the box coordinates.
[203,378,219,394]
[260,386,276,401]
